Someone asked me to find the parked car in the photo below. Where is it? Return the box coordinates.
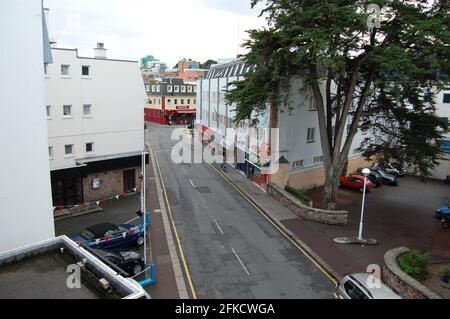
[370,168,398,185]
[373,162,405,177]
[92,248,145,277]
[339,175,374,192]
[334,273,401,299]
[390,162,407,176]
[435,204,450,218]
[72,222,145,249]
[356,168,382,187]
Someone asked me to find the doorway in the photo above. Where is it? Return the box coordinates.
[123,169,136,192]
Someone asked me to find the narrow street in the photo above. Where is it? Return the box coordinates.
[147,123,335,298]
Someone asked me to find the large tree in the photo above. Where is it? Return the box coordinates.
[227,0,449,208]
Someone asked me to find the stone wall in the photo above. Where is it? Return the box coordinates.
[83,166,141,202]
[267,183,348,225]
[383,247,442,299]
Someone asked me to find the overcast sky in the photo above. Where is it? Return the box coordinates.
[44,0,266,67]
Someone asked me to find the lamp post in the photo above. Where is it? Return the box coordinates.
[358,168,370,240]
[333,167,377,245]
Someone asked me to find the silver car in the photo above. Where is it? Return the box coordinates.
[333,273,401,299]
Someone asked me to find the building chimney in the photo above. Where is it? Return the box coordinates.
[94,42,107,59]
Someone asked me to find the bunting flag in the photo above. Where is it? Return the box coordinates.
[95,238,100,245]
[53,188,138,211]
[122,232,127,239]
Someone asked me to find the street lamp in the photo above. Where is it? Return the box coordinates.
[358,168,371,240]
[333,167,377,245]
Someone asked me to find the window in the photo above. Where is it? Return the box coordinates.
[65,144,74,156]
[187,86,192,93]
[148,99,152,104]
[81,65,90,76]
[167,99,171,103]
[83,104,92,116]
[443,93,450,104]
[292,160,304,168]
[158,99,161,105]
[145,85,150,92]
[167,85,173,92]
[46,105,51,118]
[193,86,197,93]
[48,146,53,159]
[181,86,186,93]
[85,142,94,153]
[313,156,323,164]
[63,105,72,116]
[156,85,160,92]
[61,64,70,76]
[181,99,184,104]
[344,280,368,299]
[159,110,164,116]
[151,85,155,92]
[174,85,179,92]
[194,99,196,104]
[307,127,315,142]
[174,99,178,104]
[187,99,191,104]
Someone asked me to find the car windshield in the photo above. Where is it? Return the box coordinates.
[80,229,95,240]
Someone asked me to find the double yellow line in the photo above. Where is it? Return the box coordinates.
[192,144,338,286]
[150,144,198,299]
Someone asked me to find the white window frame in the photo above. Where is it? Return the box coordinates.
[167,85,173,93]
[46,105,51,118]
[307,127,315,143]
[181,85,186,93]
[64,144,74,156]
[313,155,323,164]
[187,86,192,93]
[174,85,179,93]
[83,104,92,116]
[61,64,70,76]
[63,105,72,117]
[81,65,90,77]
[156,85,160,92]
[151,85,155,92]
[292,159,304,168]
[85,142,94,153]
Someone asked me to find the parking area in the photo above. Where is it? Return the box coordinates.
[307,175,450,268]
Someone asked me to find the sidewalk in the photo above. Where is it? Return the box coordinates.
[214,162,365,280]
[145,143,187,298]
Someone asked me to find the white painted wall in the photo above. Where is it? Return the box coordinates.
[430,88,450,179]
[45,49,147,170]
[0,0,55,253]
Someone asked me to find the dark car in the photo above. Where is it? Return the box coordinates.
[92,248,145,277]
[373,162,405,177]
[370,168,398,185]
[435,204,450,218]
[356,168,382,187]
[72,222,145,249]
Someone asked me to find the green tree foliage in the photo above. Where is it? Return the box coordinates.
[227,0,450,208]
[200,59,218,69]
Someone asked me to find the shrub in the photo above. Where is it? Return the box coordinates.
[397,251,429,281]
[285,185,311,205]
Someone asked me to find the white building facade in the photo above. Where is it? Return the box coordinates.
[45,46,147,207]
[195,60,368,190]
[431,88,450,180]
[0,0,55,252]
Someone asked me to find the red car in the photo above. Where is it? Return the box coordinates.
[339,175,374,192]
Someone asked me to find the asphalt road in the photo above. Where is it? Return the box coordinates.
[148,124,334,299]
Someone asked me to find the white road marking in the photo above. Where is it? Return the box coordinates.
[189,179,196,188]
[212,217,224,235]
[124,216,139,224]
[231,248,250,276]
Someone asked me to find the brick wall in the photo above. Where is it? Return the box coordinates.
[82,166,142,202]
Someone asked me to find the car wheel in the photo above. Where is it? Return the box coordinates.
[136,236,144,246]
[132,264,143,276]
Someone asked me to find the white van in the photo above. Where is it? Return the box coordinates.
[334,273,401,299]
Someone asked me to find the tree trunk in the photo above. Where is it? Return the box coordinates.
[322,163,340,209]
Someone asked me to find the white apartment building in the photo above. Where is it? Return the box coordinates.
[195,60,368,190]
[45,45,147,207]
[0,0,55,252]
[430,89,450,180]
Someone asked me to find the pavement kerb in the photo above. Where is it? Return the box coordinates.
[191,142,341,284]
[147,141,190,299]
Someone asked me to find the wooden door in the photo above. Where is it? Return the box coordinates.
[123,169,136,192]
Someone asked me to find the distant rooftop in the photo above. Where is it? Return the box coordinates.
[0,236,149,299]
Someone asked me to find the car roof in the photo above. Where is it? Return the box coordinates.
[86,222,118,237]
[349,273,401,299]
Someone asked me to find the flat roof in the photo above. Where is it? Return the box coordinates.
[0,236,149,299]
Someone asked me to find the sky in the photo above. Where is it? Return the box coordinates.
[44,0,267,67]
